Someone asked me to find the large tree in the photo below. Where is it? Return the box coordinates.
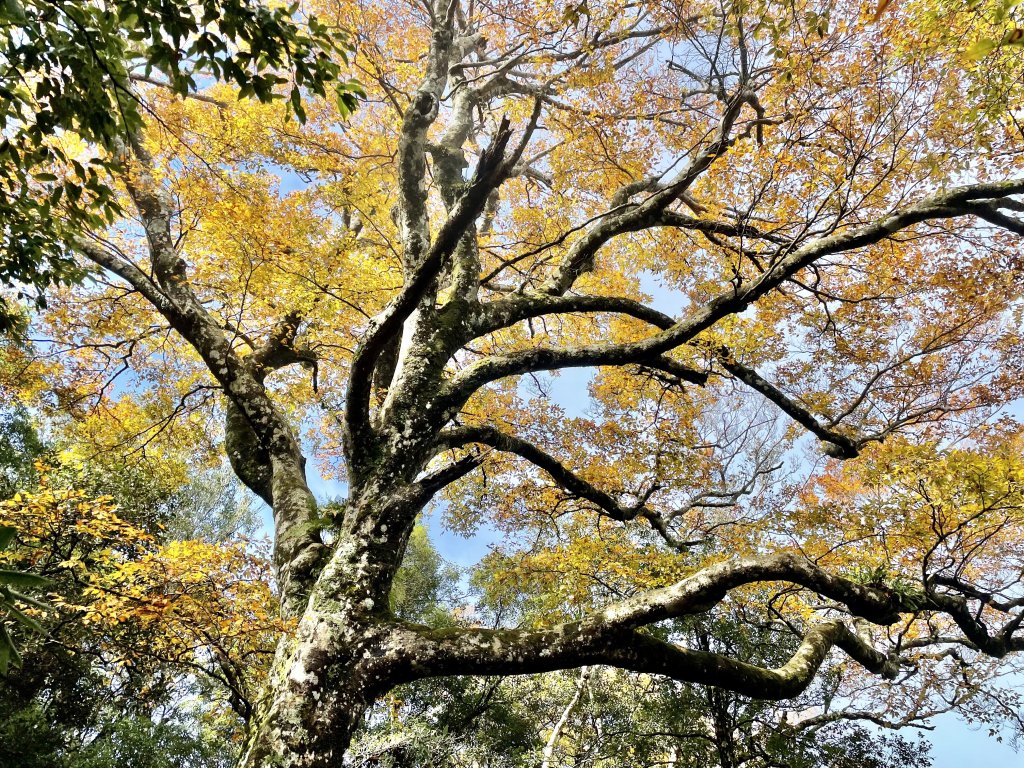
[14,0,1024,765]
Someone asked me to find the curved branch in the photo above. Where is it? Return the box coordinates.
[437,424,764,549]
[74,239,176,314]
[655,209,794,245]
[393,554,910,698]
[80,137,324,615]
[439,344,706,417]
[925,582,1024,658]
[412,453,483,499]
[443,180,1024,413]
[603,622,896,701]
[538,88,750,296]
[474,292,677,337]
[246,310,318,384]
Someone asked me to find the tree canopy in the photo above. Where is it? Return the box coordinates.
[5,0,1024,766]
[0,0,359,330]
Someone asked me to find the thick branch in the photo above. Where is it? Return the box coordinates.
[655,209,794,245]
[346,115,522,454]
[74,239,176,315]
[81,139,324,615]
[413,453,483,499]
[440,344,706,417]
[474,292,677,337]
[925,581,1024,657]
[405,620,892,701]
[246,311,318,383]
[394,553,908,698]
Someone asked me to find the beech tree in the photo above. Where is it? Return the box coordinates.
[13,0,1024,765]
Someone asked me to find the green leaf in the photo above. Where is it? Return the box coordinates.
[3,0,26,22]
[966,38,999,59]
[5,589,49,610]
[0,627,14,676]
[3,603,44,634]
[0,570,50,590]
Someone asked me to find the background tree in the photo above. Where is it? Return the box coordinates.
[0,406,277,767]
[11,0,1024,766]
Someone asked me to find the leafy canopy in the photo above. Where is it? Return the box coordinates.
[0,0,360,330]
[9,0,1024,763]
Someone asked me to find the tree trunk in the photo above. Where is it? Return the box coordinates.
[239,627,374,767]
[238,483,427,768]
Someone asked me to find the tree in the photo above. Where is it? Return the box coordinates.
[15,0,1024,765]
[0,411,275,766]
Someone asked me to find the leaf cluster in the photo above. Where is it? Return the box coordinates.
[0,0,359,329]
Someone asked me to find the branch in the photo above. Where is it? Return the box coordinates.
[439,341,707,417]
[80,136,324,615]
[925,578,1024,657]
[400,619,894,701]
[73,239,176,316]
[412,453,484,499]
[541,666,592,768]
[346,114,523,449]
[395,553,909,697]
[967,201,1024,236]
[474,292,678,337]
[436,425,650,522]
[537,87,750,296]
[246,310,318,388]
[928,574,1024,613]
[129,74,229,106]
[437,420,777,550]
[715,349,861,458]
[444,180,1024,412]
[655,209,794,245]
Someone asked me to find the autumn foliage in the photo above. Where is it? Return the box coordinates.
[0,464,282,726]
[3,0,1024,765]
